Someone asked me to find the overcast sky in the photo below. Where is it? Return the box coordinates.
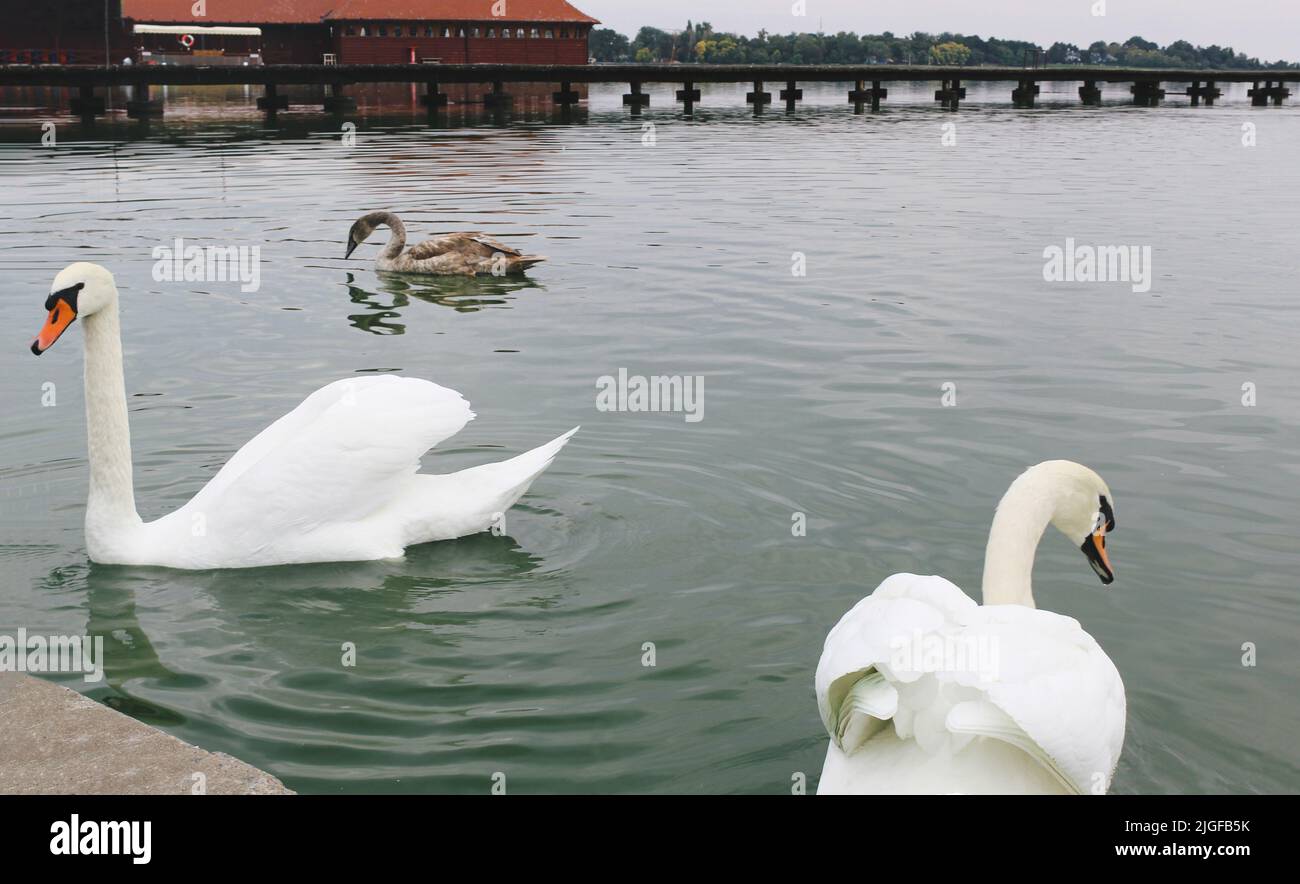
[583,1,1300,62]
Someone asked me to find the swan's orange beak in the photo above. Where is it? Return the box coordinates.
[31,296,77,356]
[1092,530,1112,572]
[1082,529,1114,585]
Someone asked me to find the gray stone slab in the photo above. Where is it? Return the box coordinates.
[0,673,292,795]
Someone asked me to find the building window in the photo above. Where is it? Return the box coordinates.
[516,28,525,38]
[378,25,387,37]
[424,25,433,37]
[409,26,418,37]
[487,27,496,38]
[502,29,510,38]
[458,27,466,37]
[346,26,356,36]
[472,27,481,37]
[530,28,540,38]
[544,29,554,39]
[360,26,368,36]
[560,28,568,38]
[441,26,451,37]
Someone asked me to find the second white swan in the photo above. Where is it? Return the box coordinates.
[815,461,1126,794]
[30,262,577,570]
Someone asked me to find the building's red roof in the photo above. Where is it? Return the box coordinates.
[121,0,598,25]
[328,1,597,23]
[121,1,337,25]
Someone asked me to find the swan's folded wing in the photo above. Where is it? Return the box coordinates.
[184,376,474,536]
[816,578,1125,794]
[967,605,1127,794]
[463,234,526,257]
[406,233,525,261]
[815,574,977,748]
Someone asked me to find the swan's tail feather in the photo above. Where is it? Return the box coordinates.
[478,426,578,497]
[507,254,547,274]
[401,428,578,544]
[470,254,546,276]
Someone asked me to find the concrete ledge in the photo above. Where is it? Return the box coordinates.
[0,673,292,795]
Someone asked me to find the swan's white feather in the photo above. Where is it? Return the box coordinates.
[392,426,579,546]
[815,574,1125,794]
[112,376,574,568]
[836,670,897,754]
[188,375,473,517]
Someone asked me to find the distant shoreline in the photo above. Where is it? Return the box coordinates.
[591,25,1299,70]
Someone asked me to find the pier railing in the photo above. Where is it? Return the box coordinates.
[2,63,1295,118]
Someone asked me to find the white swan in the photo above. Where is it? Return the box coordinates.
[815,461,1126,794]
[30,262,578,570]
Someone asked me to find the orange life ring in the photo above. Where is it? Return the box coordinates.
[179,34,195,49]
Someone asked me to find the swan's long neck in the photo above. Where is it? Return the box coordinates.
[980,474,1057,608]
[82,299,140,531]
[379,213,407,261]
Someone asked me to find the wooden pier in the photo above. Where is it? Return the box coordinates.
[2,63,1297,119]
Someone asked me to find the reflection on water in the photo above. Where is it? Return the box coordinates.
[67,531,549,743]
[0,83,593,144]
[343,270,542,334]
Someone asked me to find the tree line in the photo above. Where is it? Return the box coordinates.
[589,23,1298,69]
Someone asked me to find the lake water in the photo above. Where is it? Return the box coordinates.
[1,81,1297,793]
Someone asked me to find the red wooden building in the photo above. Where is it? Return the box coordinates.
[330,1,598,65]
[0,1,131,65]
[117,0,597,65]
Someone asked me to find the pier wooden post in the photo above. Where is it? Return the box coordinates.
[323,82,355,113]
[421,81,449,112]
[623,81,649,115]
[256,82,289,113]
[1131,80,1164,106]
[484,80,512,109]
[1079,80,1102,105]
[1200,81,1221,106]
[1249,80,1291,105]
[848,79,868,113]
[1012,79,1040,108]
[935,78,965,110]
[126,83,163,118]
[780,80,802,113]
[746,80,772,114]
[69,84,105,119]
[676,81,701,113]
[552,81,580,106]
[1187,81,1223,106]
